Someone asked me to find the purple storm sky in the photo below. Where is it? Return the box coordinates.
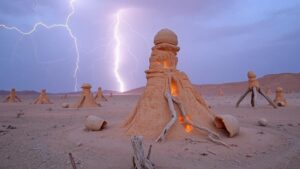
[0,0,300,92]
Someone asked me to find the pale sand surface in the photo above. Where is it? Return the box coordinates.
[0,93,300,169]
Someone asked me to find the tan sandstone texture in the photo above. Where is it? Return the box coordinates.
[124,28,239,141]
[95,87,107,102]
[73,83,99,108]
[274,87,288,107]
[33,89,52,104]
[3,88,21,103]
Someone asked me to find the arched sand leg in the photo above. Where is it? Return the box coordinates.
[236,88,251,107]
[257,88,277,108]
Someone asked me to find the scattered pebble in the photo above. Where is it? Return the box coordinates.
[257,131,264,134]
[245,154,252,158]
[76,142,82,147]
[200,153,208,156]
[47,107,53,111]
[62,103,69,108]
[53,125,57,128]
[7,125,16,129]
[230,144,238,147]
[0,130,8,136]
[184,147,189,151]
[16,113,24,118]
[287,123,294,127]
[258,118,268,127]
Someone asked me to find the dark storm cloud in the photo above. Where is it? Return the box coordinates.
[184,3,300,45]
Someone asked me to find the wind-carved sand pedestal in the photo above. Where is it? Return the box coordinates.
[236,71,277,108]
[73,83,99,108]
[33,89,52,104]
[273,87,287,107]
[95,87,107,102]
[218,88,224,96]
[3,88,21,103]
[124,29,239,145]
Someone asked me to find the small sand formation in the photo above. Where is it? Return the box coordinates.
[3,88,21,103]
[33,89,52,104]
[218,88,224,96]
[265,88,272,95]
[73,83,99,108]
[61,94,68,99]
[124,28,239,143]
[273,87,287,107]
[236,71,276,108]
[94,87,107,101]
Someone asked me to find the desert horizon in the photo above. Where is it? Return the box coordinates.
[1,72,299,96]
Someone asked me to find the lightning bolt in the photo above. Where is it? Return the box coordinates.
[0,0,80,91]
[113,10,125,93]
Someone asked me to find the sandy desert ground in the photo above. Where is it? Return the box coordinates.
[0,93,300,169]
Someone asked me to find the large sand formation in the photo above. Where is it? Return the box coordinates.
[124,28,239,142]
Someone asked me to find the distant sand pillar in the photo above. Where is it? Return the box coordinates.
[3,88,21,103]
[273,87,287,107]
[33,89,52,104]
[95,87,107,101]
[236,71,276,108]
[73,83,99,108]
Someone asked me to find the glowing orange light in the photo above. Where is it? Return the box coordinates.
[163,60,169,68]
[171,79,178,96]
[186,115,191,121]
[178,115,184,124]
[185,124,193,133]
